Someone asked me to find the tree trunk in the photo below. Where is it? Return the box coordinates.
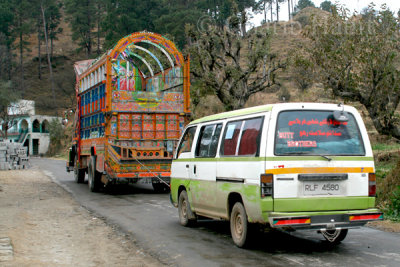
[41,4,56,103]
[276,1,279,22]
[264,1,267,23]
[38,21,42,80]
[50,37,54,60]
[288,0,291,20]
[86,0,92,58]
[19,29,24,96]
[241,10,247,37]
[270,1,273,22]
[6,43,12,81]
[97,16,100,55]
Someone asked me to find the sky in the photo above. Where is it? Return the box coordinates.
[250,0,400,27]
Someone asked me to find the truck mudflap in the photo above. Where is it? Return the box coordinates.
[269,211,383,230]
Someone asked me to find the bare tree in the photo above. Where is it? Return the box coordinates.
[187,12,285,111]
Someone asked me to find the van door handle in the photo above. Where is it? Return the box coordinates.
[194,165,197,174]
[186,164,189,168]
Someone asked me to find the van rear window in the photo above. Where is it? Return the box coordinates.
[274,111,365,156]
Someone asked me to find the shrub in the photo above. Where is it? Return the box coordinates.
[47,119,64,156]
[384,186,400,221]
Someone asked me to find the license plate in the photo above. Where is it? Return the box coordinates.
[303,182,343,196]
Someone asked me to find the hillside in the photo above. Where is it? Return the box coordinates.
[16,7,382,137]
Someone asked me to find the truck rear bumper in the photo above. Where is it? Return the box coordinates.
[268,209,383,231]
[105,175,170,185]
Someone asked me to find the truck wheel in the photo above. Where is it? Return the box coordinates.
[178,190,196,226]
[152,182,170,193]
[321,229,348,244]
[230,202,249,248]
[74,155,85,183]
[88,156,100,192]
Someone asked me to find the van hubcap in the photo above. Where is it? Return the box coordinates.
[234,213,243,237]
[181,199,187,218]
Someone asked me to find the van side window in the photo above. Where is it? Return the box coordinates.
[195,124,222,158]
[220,121,243,156]
[177,126,197,157]
[220,117,263,157]
[238,117,263,156]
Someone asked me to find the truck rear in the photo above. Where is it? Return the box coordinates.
[67,32,190,192]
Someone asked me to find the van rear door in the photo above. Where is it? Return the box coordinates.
[270,109,373,212]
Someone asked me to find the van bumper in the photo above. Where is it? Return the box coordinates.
[268,209,383,230]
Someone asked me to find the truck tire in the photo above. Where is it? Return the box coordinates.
[230,202,249,248]
[152,181,170,193]
[74,155,85,183]
[88,156,101,192]
[178,190,196,226]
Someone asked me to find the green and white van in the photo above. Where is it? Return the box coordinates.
[170,103,383,247]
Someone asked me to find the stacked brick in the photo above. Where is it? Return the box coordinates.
[0,142,29,170]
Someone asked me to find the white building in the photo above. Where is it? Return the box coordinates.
[0,100,62,156]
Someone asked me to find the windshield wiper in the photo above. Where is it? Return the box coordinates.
[281,152,332,161]
[320,155,332,161]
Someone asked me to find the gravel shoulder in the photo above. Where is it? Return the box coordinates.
[0,168,163,267]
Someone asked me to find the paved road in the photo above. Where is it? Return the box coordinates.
[32,158,400,267]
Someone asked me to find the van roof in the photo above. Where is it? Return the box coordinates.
[190,104,273,125]
[189,103,355,125]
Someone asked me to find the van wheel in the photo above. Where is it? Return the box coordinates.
[74,155,85,183]
[88,156,101,192]
[230,202,249,248]
[321,229,348,244]
[178,190,196,226]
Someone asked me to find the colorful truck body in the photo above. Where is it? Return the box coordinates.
[66,32,190,192]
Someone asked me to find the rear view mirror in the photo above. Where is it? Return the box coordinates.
[333,110,349,122]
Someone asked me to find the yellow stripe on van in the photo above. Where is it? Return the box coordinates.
[266,167,374,175]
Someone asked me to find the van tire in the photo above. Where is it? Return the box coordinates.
[74,155,85,183]
[88,156,101,192]
[230,202,249,248]
[178,190,196,226]
[321,229,348,244]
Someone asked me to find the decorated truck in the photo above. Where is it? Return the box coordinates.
[66,32,191,192]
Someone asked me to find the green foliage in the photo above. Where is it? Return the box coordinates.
[295,0,315,11]
[0,80,18,111]
[376,154,400,222]
[64,0,99,56]
[47,118,64,156]
[384,186,400,221]
[304,6,400,140]
[0,80,20,138]
[319,1,334,12]
[291,53,314,91]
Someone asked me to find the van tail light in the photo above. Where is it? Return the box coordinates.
[369,173,376,197]
[261,173,273,197]
[272,217,311,226]
[349,213,383,221]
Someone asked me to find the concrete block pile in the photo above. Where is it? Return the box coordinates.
[0,142,29,170]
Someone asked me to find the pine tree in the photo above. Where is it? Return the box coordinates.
[65,0,96,57]
[0,0,14,80]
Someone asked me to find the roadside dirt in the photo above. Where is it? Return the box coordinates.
[0,169,163,267]
[368,220,400,233]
